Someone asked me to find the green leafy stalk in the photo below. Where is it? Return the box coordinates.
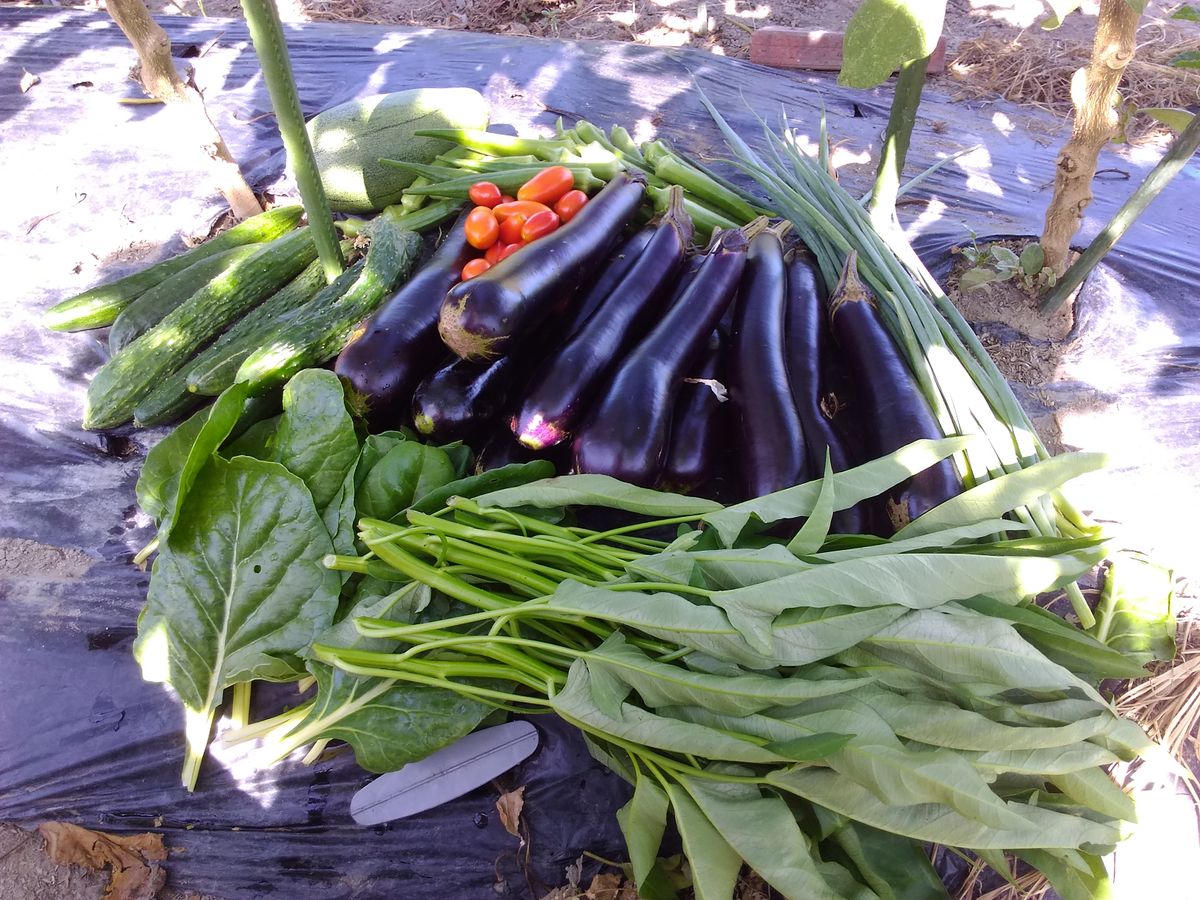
[240,0,343,281]
[869,52,933,225]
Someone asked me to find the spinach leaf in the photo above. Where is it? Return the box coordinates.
[436,440,473,478]
[274,369,360,511]
[356,441,456,522]
[222,415,279,459]
[132,455,339,725]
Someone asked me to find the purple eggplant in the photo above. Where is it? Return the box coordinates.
[657,330,730,495]
[335,212,472,425]
[411,356,521,443]
[729,227,808,498]
[827,251,961,532]
[556,226,656,339]
[572,225,751,486]
[511,187,694,451]
[438,173,645,362]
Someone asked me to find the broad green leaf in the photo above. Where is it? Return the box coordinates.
[682,777,843,900]
[436,440,473,478]
[274,369,360,511]
[895,451,1107,539]
[959,267,1004,291]
[582,733,636,783]
[1169,51,1200,70]
[989,245,1020,268]
[222,415,279,459]
[616,773,670,887]
[628,544,810,588]
[815,519,1029,561]
[765,732,856,760]
[770,605,910,666]
[408,460,555,515]
[1142,107,1190,132]
[1019,243,1045,276]
[1015,849,1113,900]
[323,461,359,559]
[1174,5,1200,22]
[703,437,973,546]
[356,441,456,521]
[1048,768,1137,822]
[824,820,950,900]
[839,0,946,88]
[354,429,413,491]
[551,659,791,763]
[133,456,339,715]
[788,454,836,556]
[1090,551,1176,665]
[474,474,722,516]
[768,766,1124,849]
[664,784,742,900]
[583,632,870,715]
[969,743,1118,775]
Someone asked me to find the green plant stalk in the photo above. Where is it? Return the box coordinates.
[239,0,343,281]
[1041,110,1200,313]
[230,681,252,729]
[654,154,759,224]
[869,52,933,226]
[413,128,572,160]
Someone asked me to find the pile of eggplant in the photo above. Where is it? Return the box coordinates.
[335,172,959,536]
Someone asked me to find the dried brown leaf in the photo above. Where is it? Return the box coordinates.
[38,822,167,900]
[585,871,638,899]
[496,785,526,839]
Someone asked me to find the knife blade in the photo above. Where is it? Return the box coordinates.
[350,720,540,825]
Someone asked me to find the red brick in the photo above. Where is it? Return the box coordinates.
[749,27,946,75]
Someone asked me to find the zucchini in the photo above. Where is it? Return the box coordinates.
[43,205,303,332]
[108,246,261,353]
[236,211,422,389]
[83,228,318,430]
[132,257,335,426]
[307,88,489,213]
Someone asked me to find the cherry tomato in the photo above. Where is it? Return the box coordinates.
[499,195,515,204]
[492,200,551,222]
[554,189,589,223]
[521,209,561,242]
[517,166,575,205]
[464,206,500,250]
[468,181,503,208]
[497,242,524,262]
[461,258,492,280]
[499,214,527,245]
[485,241,506,265]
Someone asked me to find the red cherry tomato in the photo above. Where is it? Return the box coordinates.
[554,189,589,223]
[492,200,551,221]
[461,258,492,280]
[467,181,503,208]
[464,206,500,250]
[499,214,527,245]
[521,209,561,243]
[499,195,515,204]
[485,242,505,265]
[517,166,575,205]
[497,242,524,262]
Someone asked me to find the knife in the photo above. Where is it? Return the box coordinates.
[349,720,540,825]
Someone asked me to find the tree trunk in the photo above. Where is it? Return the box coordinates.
[106,0,262,220]
[1039,0,1140,274]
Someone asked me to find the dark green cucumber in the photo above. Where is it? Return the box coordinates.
[131,257,342,427]
[83,228,318,430]
[44,205,303,332]
[235,211,422,390]
[108,245,261,353]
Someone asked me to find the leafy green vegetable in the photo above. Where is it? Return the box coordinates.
[475,474,723,517]
[615,773,670,888]
[356,441,457,521]
[274,369,360,511]
[840,0,946,88]
[819,816,950,900]
[1090,551,1176,665]
[408,460,555,515]
[665,784,742,900]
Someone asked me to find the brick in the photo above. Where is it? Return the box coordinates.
[749,27,946,75]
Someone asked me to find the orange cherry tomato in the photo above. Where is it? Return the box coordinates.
[485,241,506,265]
[461,258,492,280]
[498,214,527,245]
[468,181,503,208]
[497,242,524,262]
[517,166,575,205]
[464,206,500,250]
[521,209,561,242]
[492,200,551,222]
[554,189,589,223]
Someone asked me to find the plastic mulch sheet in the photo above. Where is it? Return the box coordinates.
[2,8,1197,897]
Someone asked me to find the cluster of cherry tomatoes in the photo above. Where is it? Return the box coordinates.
[458,165,590,281]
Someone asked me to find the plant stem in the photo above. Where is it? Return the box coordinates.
[230,681,252,730]
[1041,110,1200,313]
[869,52,932,227]
[239,0,343,281]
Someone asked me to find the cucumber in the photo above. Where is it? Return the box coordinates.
[43,205,303,332]
[132,258,335,426]
[307,88,489,213]
[83,228,318,430]
[108,246,261,353]
[236,211,423,389]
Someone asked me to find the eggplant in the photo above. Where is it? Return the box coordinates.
[827,251,961,532]
[657,330,730,495]
[784,250,870,534]
[438,172,645,362]
[556,225,656,339]
[729,227,808,498]
[511,188,693,450]
[475,425,567,474]
[572,226,751,486]
[335,212,473,425]
[411,356,521,443]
